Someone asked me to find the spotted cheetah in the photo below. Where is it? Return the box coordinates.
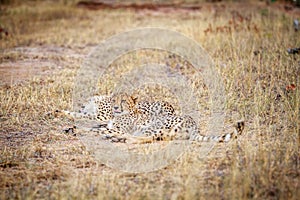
[60,93,138,132]
[60,95,113,122]
[60,93,244,144]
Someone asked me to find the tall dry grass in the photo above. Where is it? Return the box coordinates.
[0,1,299,199]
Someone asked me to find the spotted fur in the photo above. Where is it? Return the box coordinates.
[59,93,245,144]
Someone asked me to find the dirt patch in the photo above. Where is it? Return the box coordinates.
[0,62,55,85]
[0,46,87,86]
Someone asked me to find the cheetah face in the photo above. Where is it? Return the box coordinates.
[111,93,137,116]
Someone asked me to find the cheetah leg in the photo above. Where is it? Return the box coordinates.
[100,129,151,144]
[102,129,129,142]
[126,129,174,144]
[125,135,154,144]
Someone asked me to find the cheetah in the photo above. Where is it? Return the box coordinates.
[59,93,245,144]
[59,93,138,132]
[60,95,113,122]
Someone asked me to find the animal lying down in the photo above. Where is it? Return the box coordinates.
[59,93,245,144]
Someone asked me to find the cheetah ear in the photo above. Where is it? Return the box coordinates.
[131,95,138,104]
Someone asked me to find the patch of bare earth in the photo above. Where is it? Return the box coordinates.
[0,45,90,86]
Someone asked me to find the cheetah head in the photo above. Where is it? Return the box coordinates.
[111,93,138,116]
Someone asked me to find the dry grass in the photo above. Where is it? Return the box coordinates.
[0,0,299,199]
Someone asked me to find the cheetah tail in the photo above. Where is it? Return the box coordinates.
[193,120,245,143]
